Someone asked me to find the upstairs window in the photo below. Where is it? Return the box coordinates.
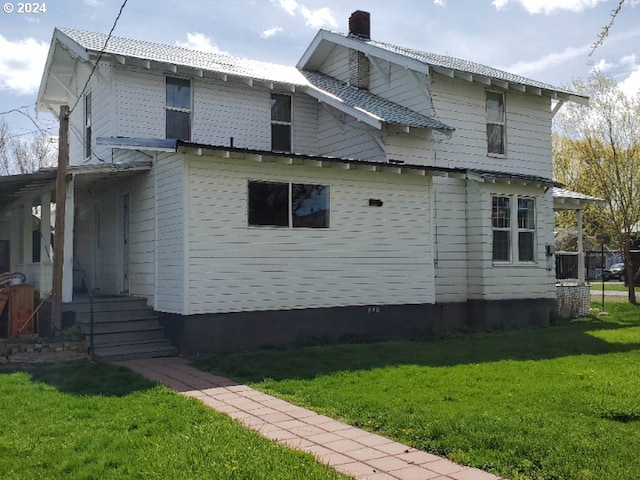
[492,195,536,263]
[248,181,329,228]
[166,77,191,140]
[486,91,505,155]
[84,92,92,159]
[271,94,291,152]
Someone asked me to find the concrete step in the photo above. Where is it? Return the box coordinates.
[87,329,167,347]
[93,340,178,361]
[75,310,158,323]
[79,319,164,335]
[65,297,151,314]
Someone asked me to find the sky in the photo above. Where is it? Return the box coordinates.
[0,0,639,139]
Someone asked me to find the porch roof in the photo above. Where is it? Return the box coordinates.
[0,162,152,213]
[553,187,605,210]
[0,170,57,210]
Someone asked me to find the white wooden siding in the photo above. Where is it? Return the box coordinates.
[431,75,553,177]
[185,155,434,315]
[68,61,114,166]
[318,45,349,82]
[155,153,185,314]
[112,66,319,155]
[293,93,319,155]
[433,176,469,302]
[465,182,556,300]
[318,106,385,161]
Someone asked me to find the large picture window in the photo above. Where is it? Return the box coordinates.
[248,181,329,228]
[271,94,291,152]
[166,77,191,140]
[486,91,505,155]
[492,195,536,263]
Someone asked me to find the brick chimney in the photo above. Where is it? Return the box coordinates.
[349,10,370,39]
[348,11,371,90]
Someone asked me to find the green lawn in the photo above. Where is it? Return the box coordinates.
[0,362,347,480]
[590,282,629,292]
[196,302,640,480]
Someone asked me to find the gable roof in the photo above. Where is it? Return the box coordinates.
[61,28,307,85]
[37,27,453,133]
[298,30,588,106]
[301,71,453,132]
[37,27,307,113]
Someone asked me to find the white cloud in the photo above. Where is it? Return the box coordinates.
[502,43,591,76]
[590,58,614,73]
[261,27,284,39]
[272,0,337,29]
[274,0,298,15]
[176,33,226,54]
[434,0,445,5]
[492,0,607,14]
[0,34,48,95]
[299,6,338,29]
[620,66,640,97]
[83,0,104,6]
[620,54,638,66]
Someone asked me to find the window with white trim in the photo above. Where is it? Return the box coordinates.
[271,94,291,152]
[248,181,329,228]
[486,91,505,155]
[166,77,191,140]
[84,92,92,159]
[492,195,536,263]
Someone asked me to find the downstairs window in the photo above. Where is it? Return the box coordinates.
[248,181,329,228]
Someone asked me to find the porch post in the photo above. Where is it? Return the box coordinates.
[10,208,20,270]
[40,191,52,297]
[22,203,33,266]
[62,177,75,303]
[577,208,585,284]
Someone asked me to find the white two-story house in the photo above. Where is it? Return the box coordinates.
[2,11,589,354]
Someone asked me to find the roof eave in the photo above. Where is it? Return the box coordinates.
[301,84,382,129]
[36,28,91,115]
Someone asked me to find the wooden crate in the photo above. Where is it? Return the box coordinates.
[8,284,35,338]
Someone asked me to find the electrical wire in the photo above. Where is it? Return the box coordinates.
[69,0,129,114]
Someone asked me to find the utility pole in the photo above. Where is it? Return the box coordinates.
[51,105,69,330]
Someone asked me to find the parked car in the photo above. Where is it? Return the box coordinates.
[602,263,626,281]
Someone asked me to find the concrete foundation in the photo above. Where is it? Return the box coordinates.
[159,298,556,356]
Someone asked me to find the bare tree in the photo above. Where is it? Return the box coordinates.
[0,119,57,175]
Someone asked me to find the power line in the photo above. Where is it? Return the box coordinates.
[69,0,129,114]
[0,104,35,116]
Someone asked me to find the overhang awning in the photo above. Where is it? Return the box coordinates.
[0,162,152,214]
[0,170,57,211]
[467,169,559,188]
[553,187,605,210]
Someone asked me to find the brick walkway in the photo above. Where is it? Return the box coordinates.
[115,357,504,480]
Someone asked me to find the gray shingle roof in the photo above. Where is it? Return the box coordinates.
[59,28,307,85]
[302,71,453,131]
[345,34,582,98]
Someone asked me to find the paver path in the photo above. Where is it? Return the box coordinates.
[116,357,505,480]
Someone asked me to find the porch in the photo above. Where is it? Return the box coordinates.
[553,188,605,318]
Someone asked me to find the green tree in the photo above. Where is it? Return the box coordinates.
[554,71,640,303]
